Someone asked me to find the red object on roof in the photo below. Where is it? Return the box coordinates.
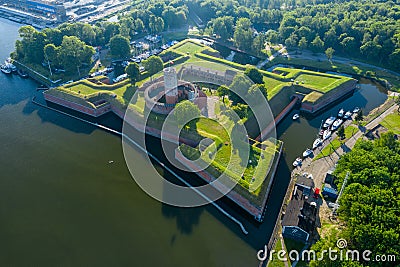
[314,188,320,195]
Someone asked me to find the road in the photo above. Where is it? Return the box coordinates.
[257,45,286,69]
[288,50,400,77]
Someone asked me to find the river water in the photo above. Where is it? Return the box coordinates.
[0,18,388,266]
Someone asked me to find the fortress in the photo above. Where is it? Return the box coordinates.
[144,67,207,115]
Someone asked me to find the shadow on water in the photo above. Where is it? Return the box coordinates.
[161,204,203,235]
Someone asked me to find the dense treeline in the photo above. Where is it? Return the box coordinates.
[14,25,95,74]
[310,132,400,267]
[276,1,400,69]
[13,0,400,74]
[196,0,400,71]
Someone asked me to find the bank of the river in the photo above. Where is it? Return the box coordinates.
[262,97,398,266]
[1,17,394,266]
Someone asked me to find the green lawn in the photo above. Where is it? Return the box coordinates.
[381,111,400,135]
[267,56,400,91]
[314,125,359,160]
[295,74,341,93]
[178,115,280,196]
[174,41,205,56]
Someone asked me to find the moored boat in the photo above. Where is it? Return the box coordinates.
[330,119,343,131]
[353,107,360,113]
[323,130,332,140]
[338,109,344,117]
[292,113,300,120]
[344,111,352,119]
[303,148,313,158]
[312,138,323,149]
[1,64,12,74]
[293,157,303,167]
[323,116,336,128]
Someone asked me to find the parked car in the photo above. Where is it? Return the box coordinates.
[112,73,127,83]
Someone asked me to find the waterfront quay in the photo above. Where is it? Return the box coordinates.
[260,99,398,267]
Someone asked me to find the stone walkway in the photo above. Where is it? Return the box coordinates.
[206,96,219,119]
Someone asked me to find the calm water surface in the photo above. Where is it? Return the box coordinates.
[0,18,387,266]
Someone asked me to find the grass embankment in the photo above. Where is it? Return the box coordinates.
[178,116,281,196]
[267,56,400,91]
[381,111,400,135]
[314,125,359,160]
[55,39,352,116]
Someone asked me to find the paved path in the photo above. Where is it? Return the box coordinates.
[297,104,399,190]
[257,45,286,69]
[288,50,400,77]
[206,96,219,119]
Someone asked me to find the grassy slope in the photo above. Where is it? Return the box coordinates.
[380,111,400,135]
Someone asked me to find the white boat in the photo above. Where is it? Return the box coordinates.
[338,109,344,117]
[344,111,352,119]
[303,148,313,157]
[330,119,343,131]
[4,62,16,72]
[353,107,360,113]
[312,138,323,149]
[323,116,336,128]
[292,113,300,120]
[323,130,332,140]
[1,64,12,74]
[293,157,303,167]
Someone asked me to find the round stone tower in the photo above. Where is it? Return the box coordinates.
[163,67,178,105]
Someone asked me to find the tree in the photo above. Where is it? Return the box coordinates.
[355,109,363,121]
[244,66,263,84]
[57,36,95,74]
[311,36,324,52]
[285,33,298,48]
[17,26,46,64]
[125,62,140,84]
[252,34,266,56]
[231,103,248,120]
[248,84,268,102]
[149,15,164,34]
[298,37,308,51]
[325,47,335,61]
[217,85,229,103]
[337,125,345,139]
[142,56,163,75]
[229,74,253,105]
[44,43,59,66]
[173,100,201,130]
[212,16,234,40]
[109,35,131,59]
[395,96,400,114]
[233,18,253,50]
